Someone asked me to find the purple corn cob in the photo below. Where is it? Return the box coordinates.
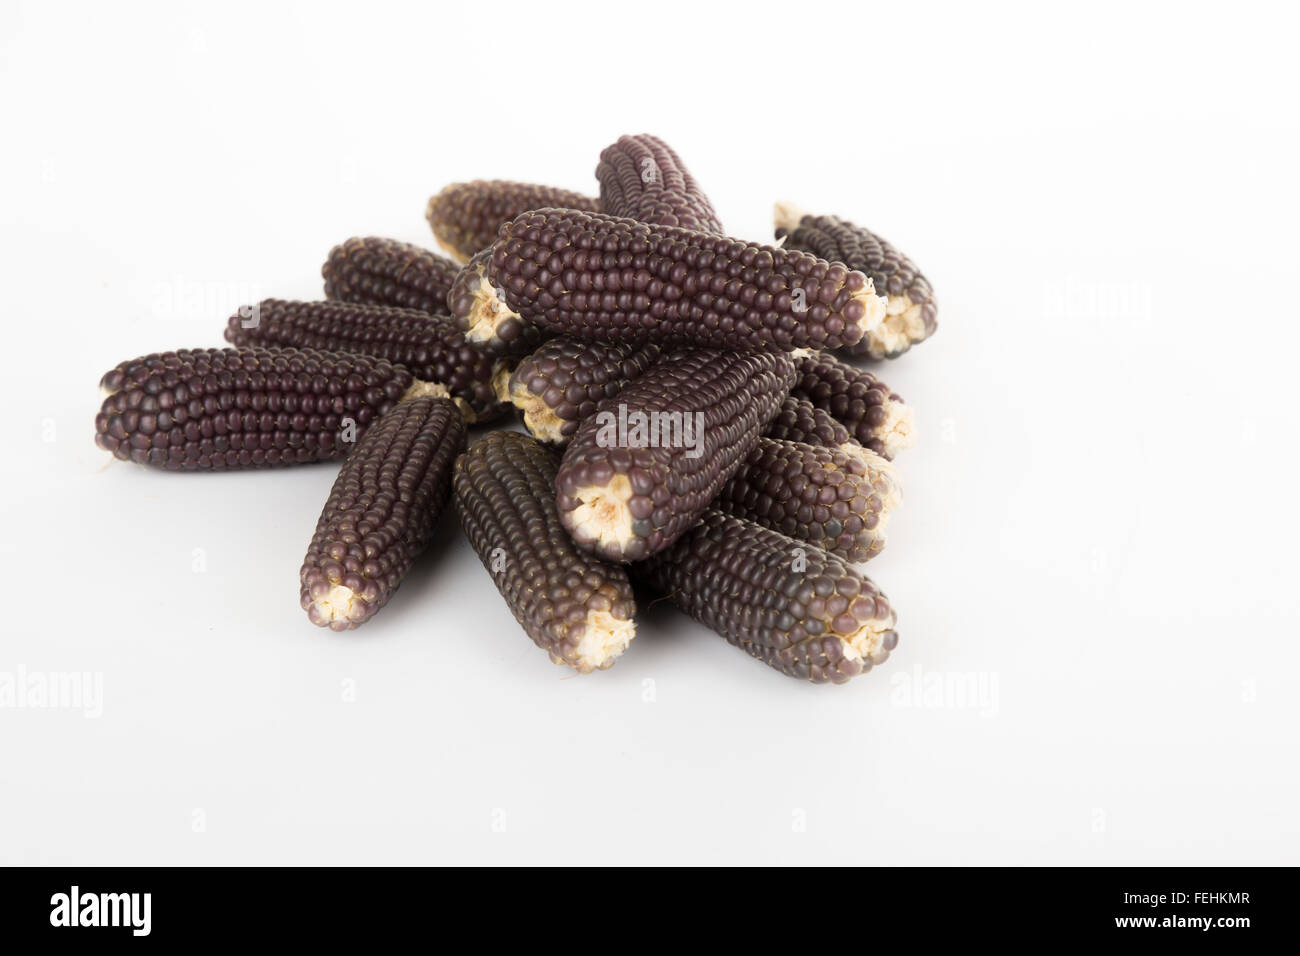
[635,511,899,684]
[790,352,915,459]
[95,347,448,471]
[450,207,886,352]
[323,236,461,315]
[775,204,937,359]
[444,247,553,357]
[301,397,465,630]
[597,134,725,234]
[223,298,507,423]
[455,431,637,673]
[714,437,902,565]
[501,337,661,445]
[426,180,600,264]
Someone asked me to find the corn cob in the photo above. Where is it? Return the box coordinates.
[454,431,637,673]
[445,247,552,356]
[593,128,739,484]
[453,208,887,351]
[765,394,854,448]
[790,352,915,459]
[714,437,901,565]
[765,393,896,475]
[501,337,661,445]
[95,347,448,471]
[596,134,725,235]
[775,204,937,359]
[554,348,797,562]
[635,511,898,684]
[223,298,507,423]
[322,236,460,315]
[301,397,465,630]
[426,180,601,264]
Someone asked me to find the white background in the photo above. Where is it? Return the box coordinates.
[2,0,1297,865]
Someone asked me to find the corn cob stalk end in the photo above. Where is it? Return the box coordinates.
[563,473,640,558]
[463,277,520,348]
[447,250,528,351]
[504,376,569,444]
[875,400,917,458]
[400,380,450,402]
[840,603,899,666]
[570,609,637,672]
[773,200,807,236]
[398,378,477,422]
[490,363,513,403]
[871,292,934,358]
[305,584,369,630]
[503,338,662,446]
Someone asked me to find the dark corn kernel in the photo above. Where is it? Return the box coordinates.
[323,236,460,315]
[597,134,725,235]
[454,207,887,351]
[426,180,600,264]
[790,352,915,459]
[503,337,661,445]
[223,298,508,423]
[714,437,901,565]
[765,394,855,449]
[445,248,552,357]
[775,204,938,359]
[454,431,637,673]
[554,348,797,562]
[95,347,448,471]
[634,511,898,684]
[301,397,466,631]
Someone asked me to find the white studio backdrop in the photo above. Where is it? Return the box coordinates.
[0,0,1297,864]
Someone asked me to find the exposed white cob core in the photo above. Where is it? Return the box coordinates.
[315,585,361,625]
[465,272,522,347]
[567,474,637,553]
[398,380,477,423]
[773,200,806,234]
[572,610,637,673]
[865,293,928,358]
[876,400,917,459]
[506,377,567,444]
[841,610,897,664]
[491,365,513,404]
[400,380,451,402]
[851,282,888,338]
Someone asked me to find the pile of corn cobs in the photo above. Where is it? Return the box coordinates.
[95,135,937,684]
